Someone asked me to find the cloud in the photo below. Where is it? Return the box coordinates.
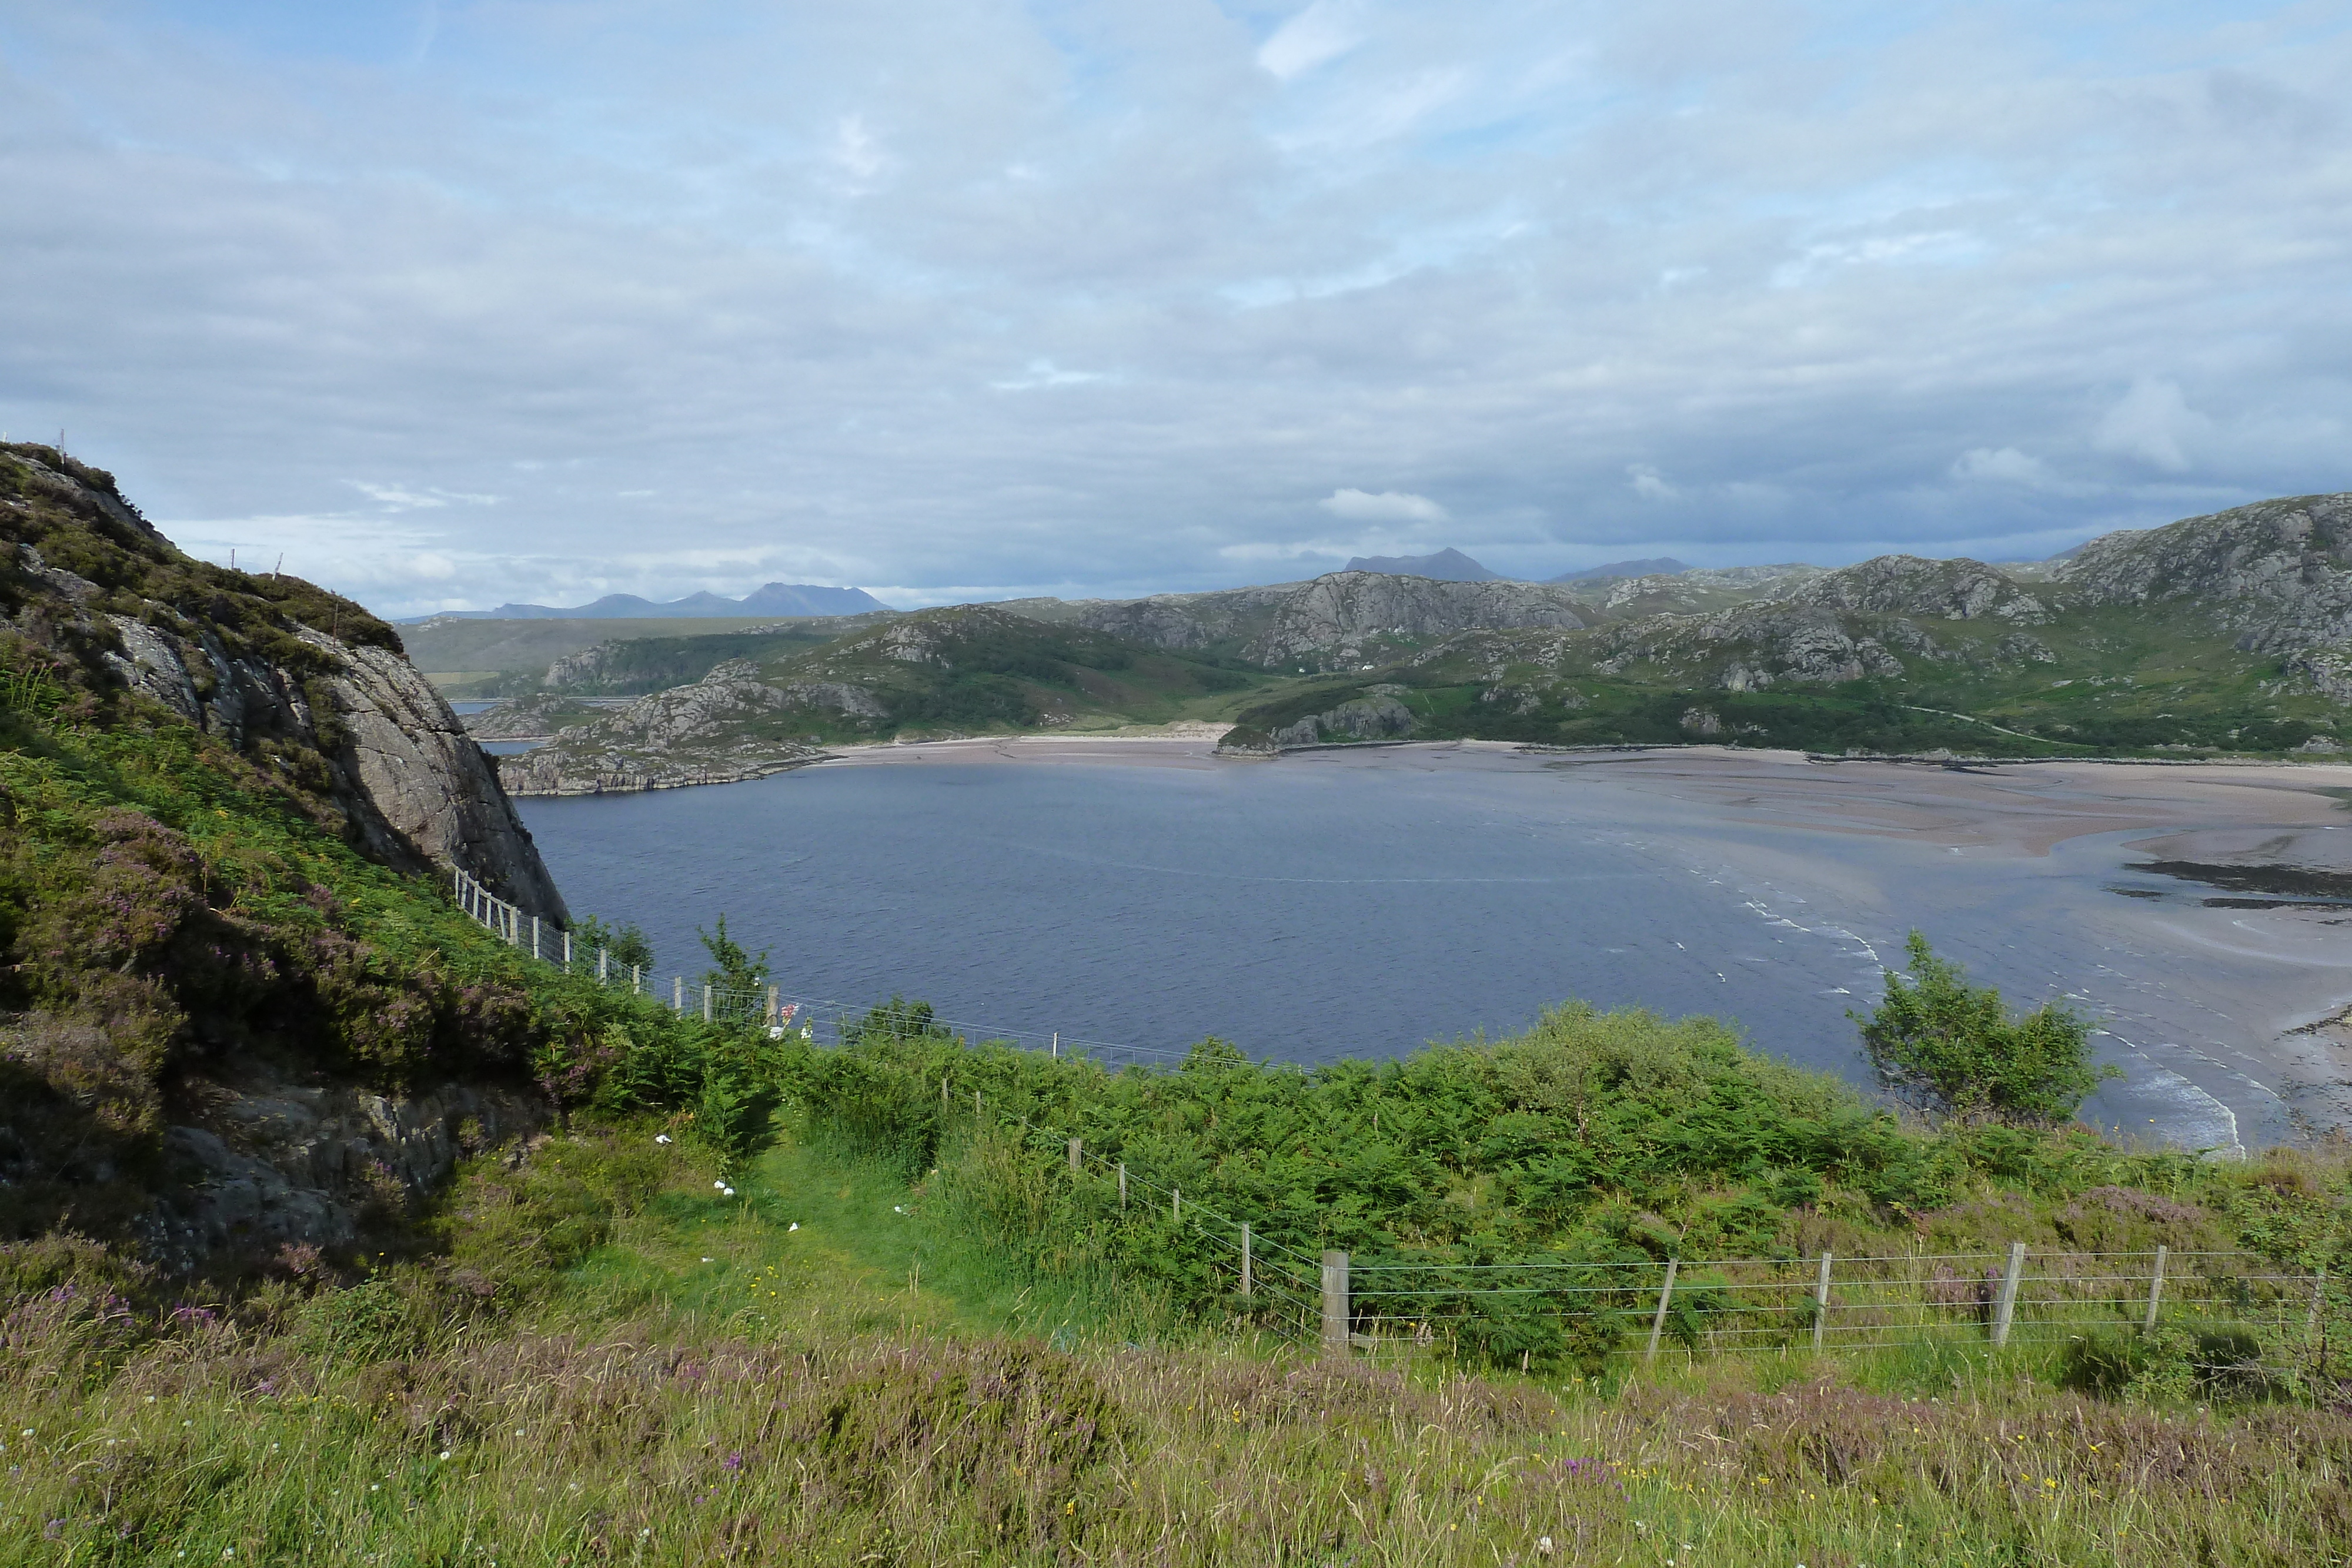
[1951,447,2049,485]
[347,482,498,510]
[828,114,888,184]
[2093,379,2211,473]
[1628,464,1679,500]
[1257,1,1365,82]
[1318,488,1448,524]
[990,359,1111,391]
[0,2,2347,617]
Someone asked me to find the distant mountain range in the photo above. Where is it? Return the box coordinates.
[1339,549,1692,583]
[405,582,894,623]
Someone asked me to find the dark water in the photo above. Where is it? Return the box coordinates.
[516,757,1883,1075]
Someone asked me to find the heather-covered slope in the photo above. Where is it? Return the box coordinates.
[0,444,709,1269]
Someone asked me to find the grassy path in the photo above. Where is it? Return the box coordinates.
[549,1133,1144,1347]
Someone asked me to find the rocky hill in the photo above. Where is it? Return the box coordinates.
[2057,492,2352,697]
[496,605,1263,794]
[0,443,574,1268]
[480,491,2352,781]
[1,446,561,918]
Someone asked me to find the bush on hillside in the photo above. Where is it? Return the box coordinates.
[1855,932,2113,1125]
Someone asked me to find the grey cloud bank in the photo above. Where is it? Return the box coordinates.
[0,1,2346,617]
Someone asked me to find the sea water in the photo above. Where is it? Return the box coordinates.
[516,749,2337,1148]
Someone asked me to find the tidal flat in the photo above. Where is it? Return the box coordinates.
[518,740,2352,1153]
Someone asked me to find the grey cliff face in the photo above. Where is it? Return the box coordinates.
[1068,584,1297,651]
[1592,600,1907,688]
[7,534,566,921]
[312,631,569,923]
[1242,573,1591,667]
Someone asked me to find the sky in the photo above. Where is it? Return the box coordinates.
[2,1,2347,615]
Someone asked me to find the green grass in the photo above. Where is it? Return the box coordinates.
[537,1134,1161,1348]
[12,1122,2352,1566]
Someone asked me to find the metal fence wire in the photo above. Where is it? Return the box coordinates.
[452,871,2337,1372]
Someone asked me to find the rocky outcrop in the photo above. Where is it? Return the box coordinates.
[1592,563,1826,617]
[77,571,566,921]
[779,680,889,718]
[316,633,568,919]
[2060,493,2352,653]
[1242,574,1591,668]
[1591,600,1909,688]
[1268,688,1417,747]
[499,666,824,795]
[139,1066,540,1272]
[1789,556,2051,624]
[4,448,567,920]
[1025,573,1594,668]
[463,693,597,740]
[1066,584,1298,651]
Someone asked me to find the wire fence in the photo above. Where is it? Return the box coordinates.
[452,868,1198,1065]
[452,870,2335,1375]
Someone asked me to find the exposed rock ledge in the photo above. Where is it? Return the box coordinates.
[135,1065,543,1275]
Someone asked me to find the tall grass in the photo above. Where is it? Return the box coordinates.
[9,1258,2352,1563]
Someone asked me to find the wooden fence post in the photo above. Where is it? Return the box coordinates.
[1172,1186,1181,1222]
[563,929,572,970]
[2311,1263,2329,1335]
[599,948,609,982]
[2145,1245,2167,1331]
[1118,1162,1127,1209]
[1646,1259,1679,1366]
[1992,1243,2026,1348]
[631,964,640,995]
[703,984,712,1023]
[532,917,541,962]
[1321,1251,1349,1355]
[1813,1251,1835,1352]
[767,986,779,1025]
[673,976,683,1012]
[1067,1136,1081,1173]
[1051,1032,1059,1060]
[1241,1222,1252,1299]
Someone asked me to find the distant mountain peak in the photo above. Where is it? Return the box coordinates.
[1548,557,1690,583]
[1340,547,1500,582]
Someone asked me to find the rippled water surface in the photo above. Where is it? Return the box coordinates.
[519,756,1885,1072]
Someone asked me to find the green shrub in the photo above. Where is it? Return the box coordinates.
[1855,932,2115,1125]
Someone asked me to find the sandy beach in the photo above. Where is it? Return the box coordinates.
[808,737,2352,1152]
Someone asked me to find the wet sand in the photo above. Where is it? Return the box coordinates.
[816,739,2352,1152]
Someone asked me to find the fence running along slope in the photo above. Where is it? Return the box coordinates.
[451,870,2337,1375]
